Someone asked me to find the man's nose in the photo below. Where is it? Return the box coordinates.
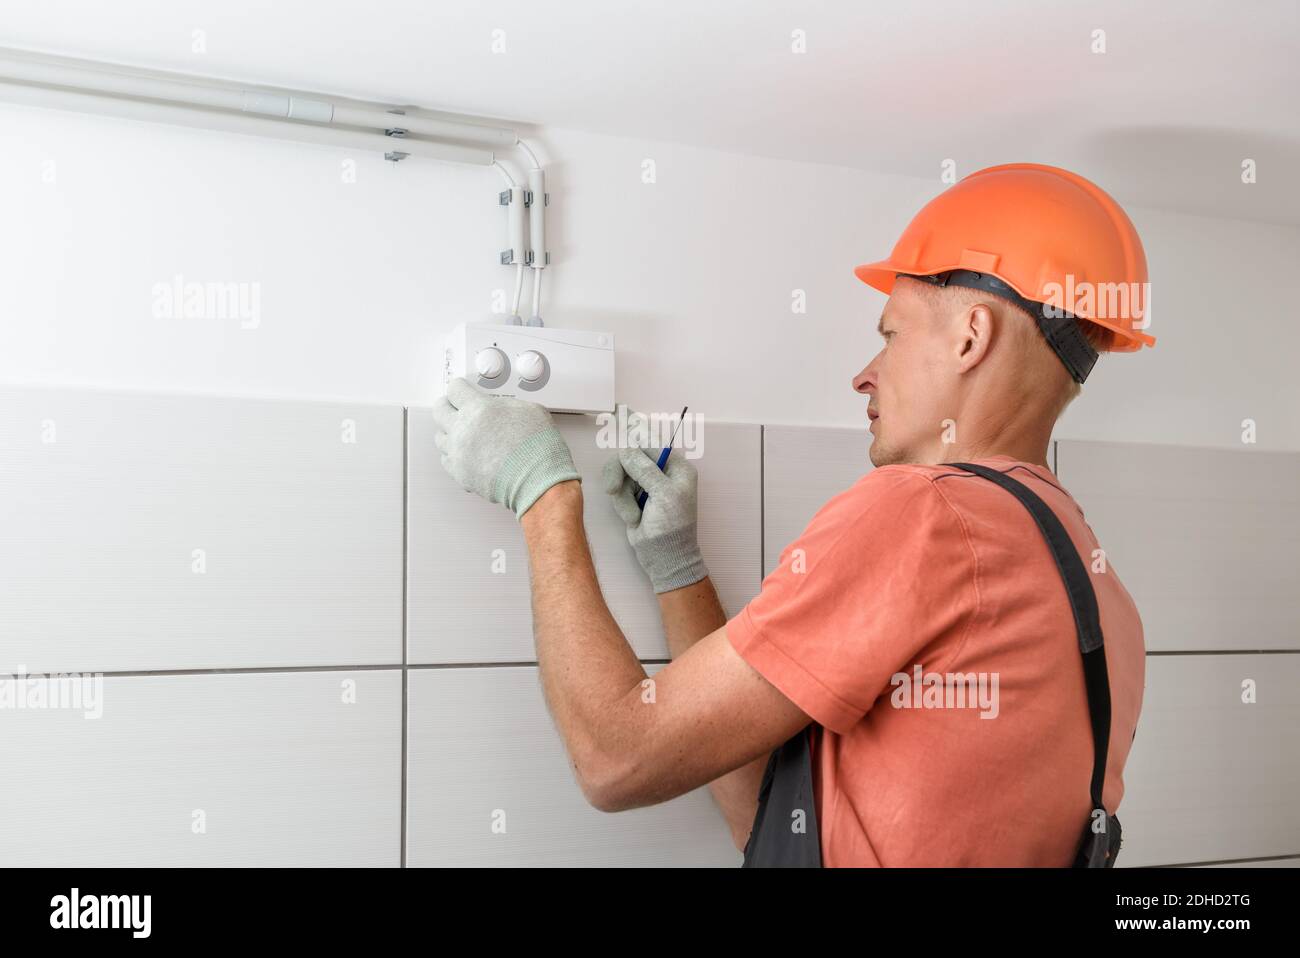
[852,358,877,395]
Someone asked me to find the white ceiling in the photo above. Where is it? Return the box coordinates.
[3,0,1298,224]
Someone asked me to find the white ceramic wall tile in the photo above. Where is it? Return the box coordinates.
[1117,654,1300,867]
[0,670,401,866]
[762,424,872,575]
[407,411,761,663]
[1055,440,1300,652]
[0,386,403,672]
[406,665,743,866]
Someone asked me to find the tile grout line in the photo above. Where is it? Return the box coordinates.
[53,664,403,678]
[23,658,684,679]
[400,405,409,869]
[1161,852,1300,868]
[1146,649,1300,656]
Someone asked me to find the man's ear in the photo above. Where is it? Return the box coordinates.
[956,302,994,373]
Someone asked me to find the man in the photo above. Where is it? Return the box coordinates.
[433,163,1153,866]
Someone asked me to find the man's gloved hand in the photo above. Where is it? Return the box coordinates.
[602,413,708,593]
[432,377,580,518]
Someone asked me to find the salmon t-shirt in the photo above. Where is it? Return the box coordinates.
[726,456,1145,867]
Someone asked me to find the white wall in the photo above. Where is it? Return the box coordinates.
[3,103,1297,450]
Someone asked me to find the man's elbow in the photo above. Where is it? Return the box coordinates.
[580,778,631,814]
[572,742,652,813]
[575,760,638,813]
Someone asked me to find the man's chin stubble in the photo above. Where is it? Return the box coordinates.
[869,442,903,468]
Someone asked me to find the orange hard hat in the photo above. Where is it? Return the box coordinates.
[854,163,1154,383]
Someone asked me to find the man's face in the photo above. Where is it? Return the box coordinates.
[851,279,954,467]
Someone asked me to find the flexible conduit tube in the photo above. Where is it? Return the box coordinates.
[528,167,547,269]
[526,167,547,322]
[507,186,527,266]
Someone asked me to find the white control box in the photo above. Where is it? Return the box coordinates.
[442,323,616,414]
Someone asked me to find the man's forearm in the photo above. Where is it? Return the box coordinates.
[520,479,767,845]
[519,480,647,800]
[657,580,768,851]
[657,577,725,658]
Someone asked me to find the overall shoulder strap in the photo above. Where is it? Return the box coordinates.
[944,463,1113,825]
[742,726,822,868]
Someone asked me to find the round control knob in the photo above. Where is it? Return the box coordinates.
[516,349,546,383]
[474,347,508,380]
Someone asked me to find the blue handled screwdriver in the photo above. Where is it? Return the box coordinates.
[636,406,689,510]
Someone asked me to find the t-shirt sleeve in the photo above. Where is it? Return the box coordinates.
[726,467,978,735]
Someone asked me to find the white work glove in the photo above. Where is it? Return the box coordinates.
[432,377,580,518]
[602,413,708,593]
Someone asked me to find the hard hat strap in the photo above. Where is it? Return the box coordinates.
[900,270,1099,384]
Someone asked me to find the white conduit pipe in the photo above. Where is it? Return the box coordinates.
[0,47,547,314]
[0,79,495,165]
[0,47,518,158]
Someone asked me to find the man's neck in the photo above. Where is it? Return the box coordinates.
[918,435,1053,469]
